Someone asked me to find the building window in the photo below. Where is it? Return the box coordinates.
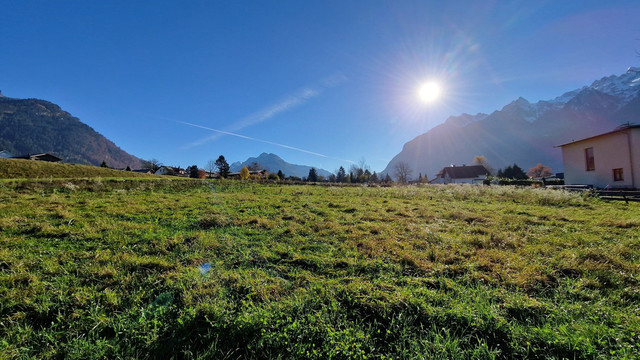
[585,147,595,171]
[613,168,624,182]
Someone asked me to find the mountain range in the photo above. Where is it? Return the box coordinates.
[230,152,332,179]
[0,95,144,169]
[381,67,640,180]
[3,67,639,178]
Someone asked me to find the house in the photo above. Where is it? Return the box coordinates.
[12,153,62,162]
[556,124,639,189]
[155,166,186,176]
[0,150,14,159]
[226,169,268,179]
[430,165,490,184]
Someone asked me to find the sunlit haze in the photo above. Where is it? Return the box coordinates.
[1,1,639,173]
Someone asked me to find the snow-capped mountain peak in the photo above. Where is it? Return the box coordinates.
[546,67,640,108]
[381,66,640,180]
[588,67,640,103]
[499,97,553,123]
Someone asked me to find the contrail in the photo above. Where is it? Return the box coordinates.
[231,88,319,132]
[185,73,348,148]
[178,121,356,164]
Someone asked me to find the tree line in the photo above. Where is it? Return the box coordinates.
[128,154,554,184]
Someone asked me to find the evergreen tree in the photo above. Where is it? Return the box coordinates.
[215,155,230,178]
[125,166,131,171]
[100,160,108,168]
[187,165,199,178]
[307,168,318,182]
[277,170,285,180]
[498,163,527,179]
[369,171,379,183]
[336,166,347,183]
[511,164,527,179]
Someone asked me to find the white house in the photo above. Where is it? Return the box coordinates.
[557,124,640,189]
[430,165,489,184]
[155,166,187,176]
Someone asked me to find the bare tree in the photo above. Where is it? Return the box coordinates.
[527,164,553,179]
[349,164,363,180]
[358,157,370,172]
[142,158,162,172]
[205,160,217,178]
[394,161,413,183]
[247,162,262,171]
[472,155,495,176]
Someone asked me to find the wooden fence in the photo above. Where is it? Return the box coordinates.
[595,190,640,203]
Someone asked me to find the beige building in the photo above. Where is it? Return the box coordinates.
[557,124,640,189]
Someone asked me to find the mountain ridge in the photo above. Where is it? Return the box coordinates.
[0,96,144,169]
[381,67,640,180]
[230,152,332,179]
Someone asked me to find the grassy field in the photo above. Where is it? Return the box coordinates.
[0,158,158,179]
[0,179,638,359]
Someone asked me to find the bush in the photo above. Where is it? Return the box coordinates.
[542,179,564,186]
[498,178,543,186]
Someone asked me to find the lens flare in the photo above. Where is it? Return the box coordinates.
[418,82,441,103]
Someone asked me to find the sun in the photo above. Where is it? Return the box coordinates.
[418,81,441,103]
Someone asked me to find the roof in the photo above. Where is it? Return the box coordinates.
[436,165,489,179]
[12,153,62,162]
[556,123,640,147]
[228,170,267,176]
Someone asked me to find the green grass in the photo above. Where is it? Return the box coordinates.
[0,180,638,359]
[0,158,159,179]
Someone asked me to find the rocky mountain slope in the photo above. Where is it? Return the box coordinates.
[230,152,332,179]
[381,67,640,180]
[0,95,144,169]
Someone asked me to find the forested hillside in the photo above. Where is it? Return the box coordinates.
[0,96,143,169]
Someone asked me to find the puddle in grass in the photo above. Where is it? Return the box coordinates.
[199,262,212,275]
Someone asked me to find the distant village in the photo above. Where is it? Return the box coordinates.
[2,123,638,190]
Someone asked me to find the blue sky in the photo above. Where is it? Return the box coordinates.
[2,1,639,173]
